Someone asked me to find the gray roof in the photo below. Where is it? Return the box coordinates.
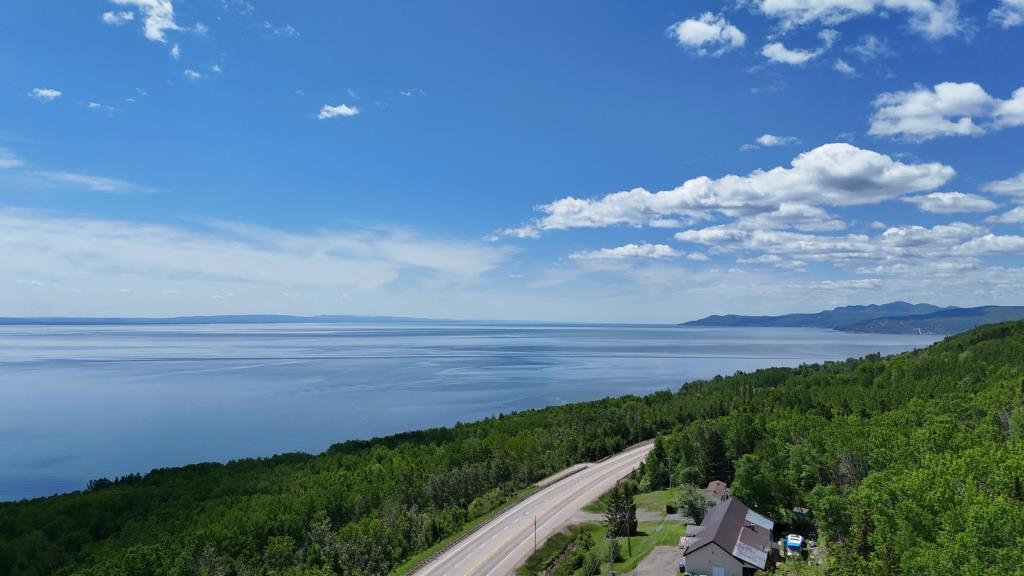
[682,497,774,570]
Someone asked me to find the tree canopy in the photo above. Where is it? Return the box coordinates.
[2,320,1024,575]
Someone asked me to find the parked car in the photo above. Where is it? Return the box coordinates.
[785,534,805,557]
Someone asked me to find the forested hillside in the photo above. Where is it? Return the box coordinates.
[3,322,1024,576]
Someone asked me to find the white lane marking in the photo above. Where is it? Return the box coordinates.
[413,444,652,576]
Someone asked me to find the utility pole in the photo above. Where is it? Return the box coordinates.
[609,536,616,576]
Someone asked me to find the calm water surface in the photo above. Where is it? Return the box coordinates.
[0,322,940,501]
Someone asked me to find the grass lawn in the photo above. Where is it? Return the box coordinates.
[585,486,678,516]
[517,519,687,575]
[635,488,677,514]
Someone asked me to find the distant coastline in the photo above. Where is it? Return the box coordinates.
[682,301,1024,335]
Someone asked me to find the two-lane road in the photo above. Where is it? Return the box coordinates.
[411,442,653,576]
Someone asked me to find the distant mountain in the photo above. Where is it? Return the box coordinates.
[683,301,949,330]
[0,314,436,326]
[844,306,1024,335]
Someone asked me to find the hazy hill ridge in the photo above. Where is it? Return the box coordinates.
[684,302,1024,335]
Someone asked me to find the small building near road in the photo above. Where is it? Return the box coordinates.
[705,480,730,503]
[679,497,774,576]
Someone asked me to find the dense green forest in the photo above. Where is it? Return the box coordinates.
[2,321,1024,575]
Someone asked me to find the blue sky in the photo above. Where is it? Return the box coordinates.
[1,0,1023,322]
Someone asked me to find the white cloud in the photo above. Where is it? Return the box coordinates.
[264,21,299,37]
[903,192,998,213]
[834,58,857,76]
[0,210,511,316]
[762,42,820,65]
[754,0,961,39]
[668,13,746,56]
[762,29,838,65]
[0,148,24,169]
[740,133,801,151]
[954,233,1024,255]
[982,172,1024,198]
[101,10,135,25]
[27,171,154,193]
[501,143,953,236]
[318,103,359,119]
[675,221,990,265]
[569,243,682,260]
[29,88,62,102]
[869,82,1024,141]
[848,34,892,60]
[986,206,1024,224]
[110,0,181,43]
[990,0,1024,27]
[170,43,180,59]
[759,133,800,147]
[994,88,1024,128]
[183,69,203,81]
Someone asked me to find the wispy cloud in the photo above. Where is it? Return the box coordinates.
[0,210,511,316]
[0,148,24,169]
[27,171,155,193]
[263,21,298,37]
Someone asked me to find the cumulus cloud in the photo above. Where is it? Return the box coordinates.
[27,171,154,193]
[668,13,746,56]
[109,0,181,43]
[869,82,1024,141]
[318,103,359,119]
[986,206,1024,224]
[982,172,1024,198]
[675,221,991,265]
[500,143,953,237]
[954,234,1024,255]
[762,29,838,65]
[995,88,1024,127]
[569,243,682,260]
[903,192,998,213]
[990,0,1024,27]
[0,210,511,316]
[0,148,24,169]
[29,88,62,102]
[753,0,961,39]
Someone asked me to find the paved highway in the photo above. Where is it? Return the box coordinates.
[410,442,653,576]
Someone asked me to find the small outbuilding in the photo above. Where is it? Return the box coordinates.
[705,480,730,502]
